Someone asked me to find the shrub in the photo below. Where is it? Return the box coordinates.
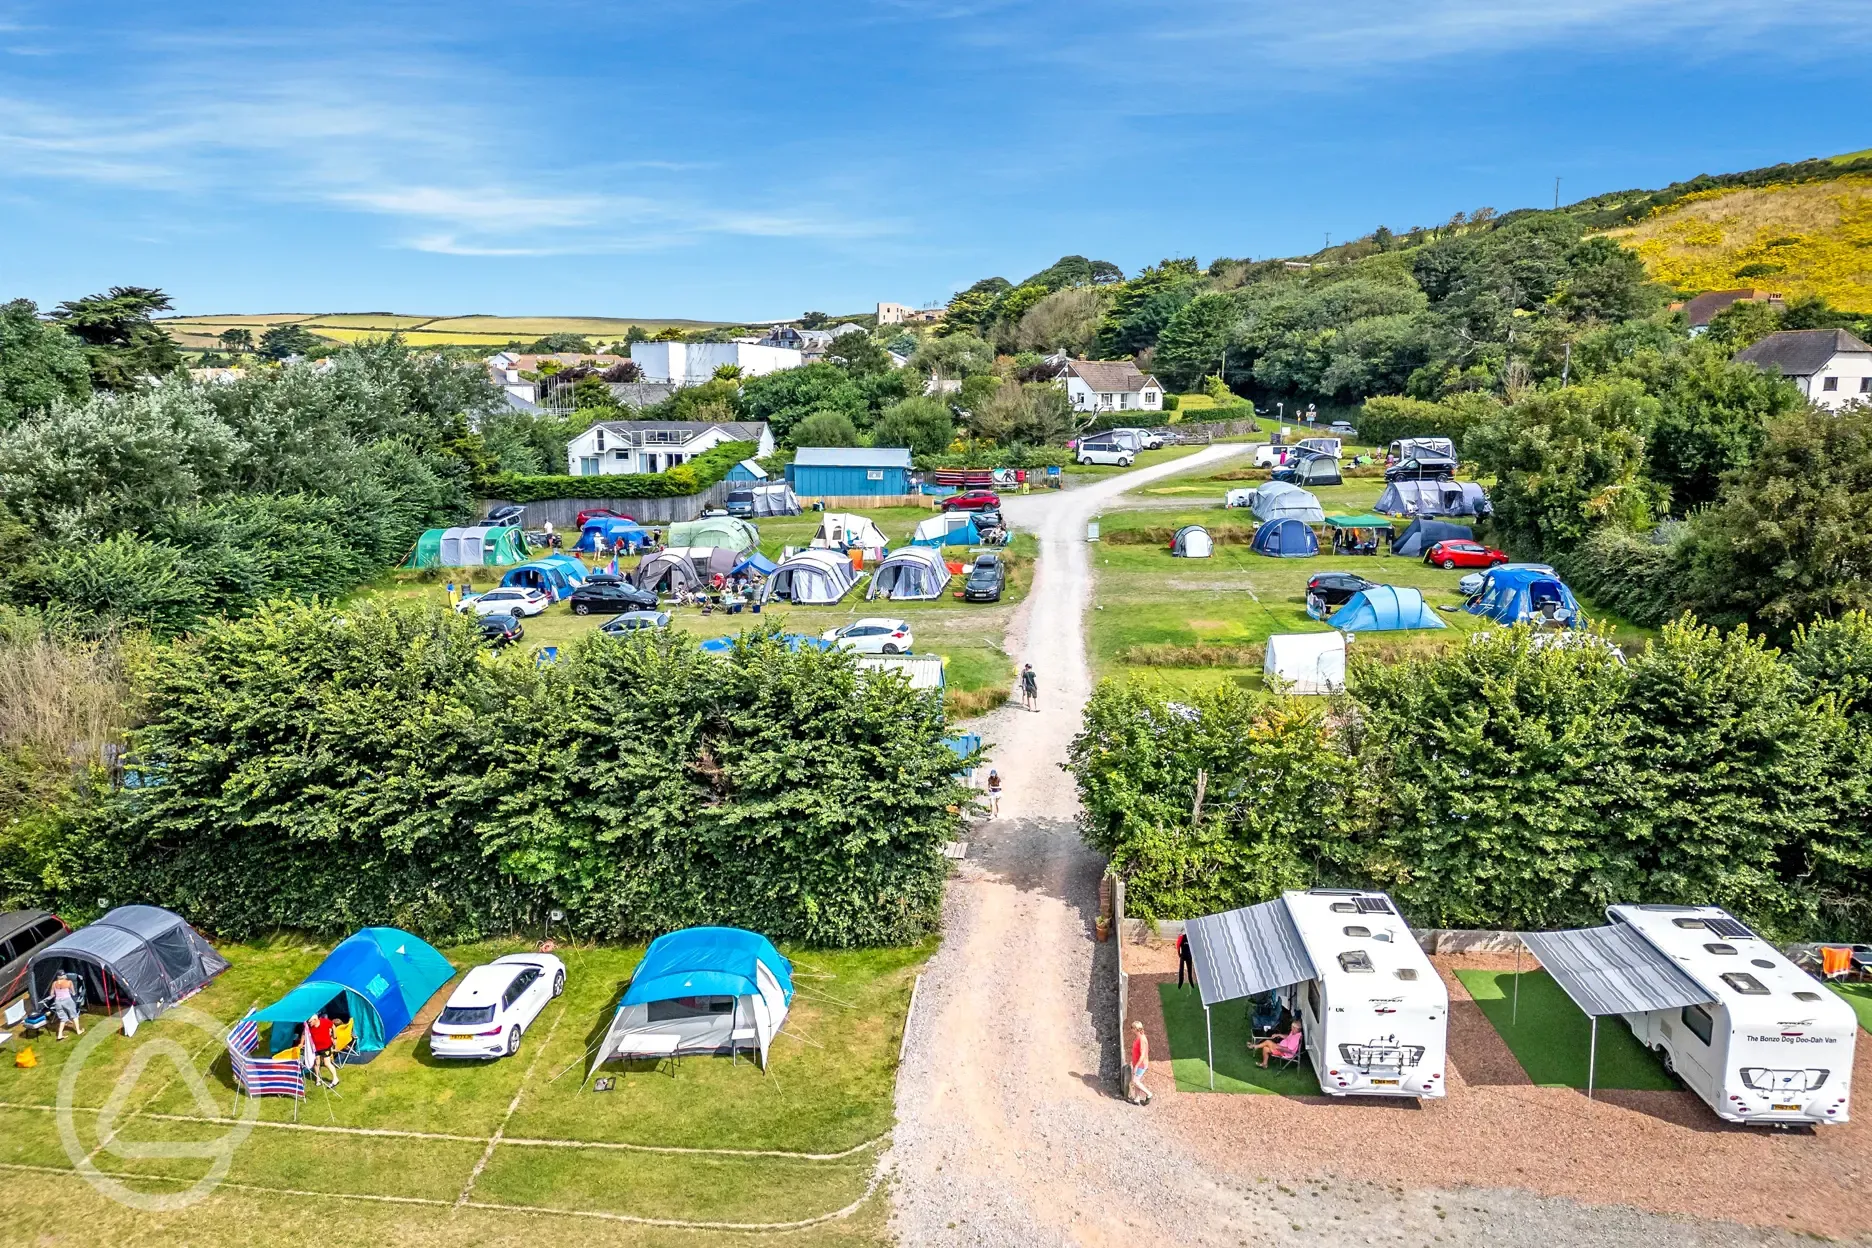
[486,440,755,502]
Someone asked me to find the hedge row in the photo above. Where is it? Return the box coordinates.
[484,440,757,503]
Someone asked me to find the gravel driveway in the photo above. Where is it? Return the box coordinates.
[886,448,1829,1247]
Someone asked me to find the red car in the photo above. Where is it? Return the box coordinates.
[576,508,634,527]
[940,490,1001,512]
[1424,540,1507,570]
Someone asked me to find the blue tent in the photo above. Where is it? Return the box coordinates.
[699,632,831,654]
[1391,519,1473,558]
[502,554,590,601]
[623,927,794,1009]
[733,552,779,577]
[591,926,796,1072]
[248,928,454,1057]
[575,517,649,554]
[1467,567,1583,628]
[1331,586,1448,632]
[1251,517,1319,558]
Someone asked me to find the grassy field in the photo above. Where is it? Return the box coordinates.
[1832,982,1872,1033]
[1605,174,1872,312]
[160,314,732,351]
[1,934,924,1244]
[1156,983,1320,1095]
[1456,969,1677,1090]
[358,506,1027,717]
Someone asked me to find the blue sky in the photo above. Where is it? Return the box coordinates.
[1,1,1866,321]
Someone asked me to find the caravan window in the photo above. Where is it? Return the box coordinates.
[1681,1004,1715,1045]
[1306,979,1321,1021]
[1795,991,1823,1002]
[1703,943,1737,955]
[1329,902,1358,914]
[1395,968,1419,981]
[1342,926,1371,938]
[1337,951,1375,973]
[1721,973,1769,995]
[1672,918,1709,930]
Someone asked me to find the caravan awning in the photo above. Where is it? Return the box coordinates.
[1184,899,1319,1008]
[1520,925,1715,1017]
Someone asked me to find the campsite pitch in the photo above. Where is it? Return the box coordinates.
[1456,968,1678,1091]
[0,936,927,1246]
[1155,984,1321,1095]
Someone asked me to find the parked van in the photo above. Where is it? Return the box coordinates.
[1075,437,1135,467]
[1389,436,1456,464]
[1296,436,1343,458]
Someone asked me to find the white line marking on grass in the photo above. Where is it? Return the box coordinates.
[452,998,568,1208]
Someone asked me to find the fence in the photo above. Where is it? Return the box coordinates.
[481,481,734,529]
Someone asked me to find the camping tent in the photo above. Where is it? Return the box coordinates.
[668,516,760,556]
[764,549,861,604]
[575,517,650,554]
[27,905,228,1020]
[502,555,589,601]
[732,551,779,578]
[868,545,952,599]
[811,512,888,551]
[1391,519,1474,558]
[699,633,830,654]
[1172,525,1214,558]
[1277,452,1343,487]
[589,927,794,1073]
[1251,517,1319,558]
[1331,586,1447,632]
[910,512,981,548]
[405,525,528,569]
[729,482,801,517]
[1224,487,1257,509]
[1375,479,1492,519]
[247,928,454,1058]
[635,547,736,594]
[1250,482,1325,524]
[1467,567,1584,628]
[1264,633,1347,694]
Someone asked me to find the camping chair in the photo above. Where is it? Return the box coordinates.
[1821,946,1856,981]
[1262,1028,1305,1074]
[1246,992,1282,1038]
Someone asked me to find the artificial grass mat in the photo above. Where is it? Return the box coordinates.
[1456,968,1677,1090]
[1830,981,1872,1034]
[1155,983,1320,1095]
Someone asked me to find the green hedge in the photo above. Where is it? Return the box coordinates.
[485,440,756,502]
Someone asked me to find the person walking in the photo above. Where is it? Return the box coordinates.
[986,769,1002,819]
[305,1011,339,1087]
[1128,1020,1151,1105]
[1176,931,1196,989]
[1020,663,1038,712]
[50,971,82,1040]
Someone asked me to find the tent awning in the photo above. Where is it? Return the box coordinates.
[1184,899,1319,1008]
[1325,514,1391,528]
[1520,925,1715,1017]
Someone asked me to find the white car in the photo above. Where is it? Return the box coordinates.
[1075,440,1134,467]
[822,618,914,654]
[457,587,550,617]
[1254,444,1283,468]
[429,953,565,1059]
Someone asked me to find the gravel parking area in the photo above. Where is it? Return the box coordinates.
[1128,939,1872,1239]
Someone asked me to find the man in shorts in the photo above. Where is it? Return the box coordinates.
[304,1011,339,1086]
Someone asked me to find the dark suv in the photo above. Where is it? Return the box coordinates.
[962,553,1005,602]
[1,910,71,1002]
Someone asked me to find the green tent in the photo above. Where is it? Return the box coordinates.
[667,516,759,556]
[404,525,529,569]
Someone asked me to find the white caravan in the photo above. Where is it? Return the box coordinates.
[1608,904,1855,1126]
[1280,889,1448,1098]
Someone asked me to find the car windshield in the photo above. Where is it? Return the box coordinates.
[438,1005,495,1025]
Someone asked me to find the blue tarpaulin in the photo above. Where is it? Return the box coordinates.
[622,927,794,1007]
[733,552,779,576]
[249,928,454,1055]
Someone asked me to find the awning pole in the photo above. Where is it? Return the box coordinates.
[1206,1003,1214,1091]
[1587,1016,1599,1100]
[1513,940,1522,1027]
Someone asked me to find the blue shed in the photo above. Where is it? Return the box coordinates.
[726,458,768,483]
[786,447,913,496]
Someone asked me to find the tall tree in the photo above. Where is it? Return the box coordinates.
[0,299,91,426]
[50,286,182,391]
[257,323,321,361]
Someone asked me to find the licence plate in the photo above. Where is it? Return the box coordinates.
[1371,1078,1399,1085]
[1773,1103,1800,1112]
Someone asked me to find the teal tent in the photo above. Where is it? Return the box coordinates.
[248,928,454,1058]
[1331,586,1447,633]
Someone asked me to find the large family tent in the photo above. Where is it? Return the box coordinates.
[910,512,981,548]
[502,554,590,601]
[1330,586,1447,632]
[1251,517,1319,558]
[247,928,454,1058]
[1172,525,1214,558]
[27,905,228,1021]
[1391,518,1474,558]
[668,515,760,556]
[404,525,528,569]
[811,512,889,551]
[764,549,861,604]
[729,481,801,516]
[1249,482,1326,524]
[1277,452,1343,487]
[575,517,650,554]
[1375,479,1492,519]
[634,547,736,595]
[1224,487,1257,509]
[1263,633,1347,695]
[589,927,794,1074]
[1467,567,1583,628]
[868,545,952,600]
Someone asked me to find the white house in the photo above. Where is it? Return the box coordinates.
[565,420,775,477]
[629,342,802,388]
[756,324,867,362]
[1734,329,1872,411]
[1060,359,1165,413]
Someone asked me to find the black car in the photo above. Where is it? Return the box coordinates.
[600,610,671,635]
[1306,572,1375,611]
[478,612,524,647]
[485,504,527,526]
[566,580,658,615]
[0,909,71,1002]
[962,553,1005,602]
[1384,456,1457,483]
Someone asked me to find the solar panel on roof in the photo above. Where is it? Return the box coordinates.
[1354,897,1394,914]
[1704,917,1756,940]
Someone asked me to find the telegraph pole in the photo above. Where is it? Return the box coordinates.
[1554,177,1561,210]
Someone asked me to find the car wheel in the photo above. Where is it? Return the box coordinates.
[1441,558,1456,569]
[552,970,565,997]
[1078,456,1091,465]
[507,1025,522,1057]
[1120,457,1134,466]
[573,602,591,616]
[882,644,900,655]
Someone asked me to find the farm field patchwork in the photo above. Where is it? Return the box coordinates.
[159,313,735,350]
[1,935,926,1246]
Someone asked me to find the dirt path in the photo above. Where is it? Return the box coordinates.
[887,450,1820,1247]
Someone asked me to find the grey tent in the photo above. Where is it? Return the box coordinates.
[1277,452,1343,488]
[1171,525,1214,558]
[633,546,736,594]
[1250,482,1326,524]
[1391,519,1474,557]
[28,905,228,1020]
[867,545,951,600]
[1375,479,1492,519]
[730,482,801,517]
